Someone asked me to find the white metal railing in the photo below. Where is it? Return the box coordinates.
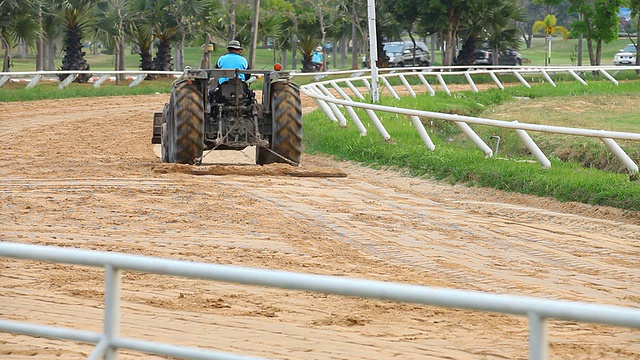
[1,241,640,360]
[0,70,183,89]
[295,65,640,175]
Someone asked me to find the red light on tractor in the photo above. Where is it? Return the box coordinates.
[274,63,282,71]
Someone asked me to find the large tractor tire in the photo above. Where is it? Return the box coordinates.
[256,81,302,165]
[165,80,205,164]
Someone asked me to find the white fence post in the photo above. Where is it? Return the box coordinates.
[600,138,639,174]
[25,74,42,89]
[528,312,548,360]
[104,264,122,360]
[514,125,551,169]
[454,121,493,158]
[330,81,367,136]
[316,83,348,127]
[411,115,436,151]
[58,74,78,90]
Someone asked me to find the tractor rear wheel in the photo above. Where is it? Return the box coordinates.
[256,81,302,165]
[166,80,204,164]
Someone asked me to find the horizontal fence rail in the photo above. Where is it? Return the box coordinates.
[294,65,640,175]
[0,70,183,89]
[2,242,640,360]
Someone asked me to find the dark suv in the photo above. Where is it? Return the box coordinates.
[474,48,522,66]
[383,41,431,67]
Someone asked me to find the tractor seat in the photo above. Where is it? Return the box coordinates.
[214,77,254,104]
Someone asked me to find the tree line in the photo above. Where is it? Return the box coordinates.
[1,0,638,79]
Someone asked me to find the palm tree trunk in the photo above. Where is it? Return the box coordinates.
[114,36,121,84]
[174,40,183,71]
[2,40,10,72]
[351,20,358,69]
[118,40,126,81]
[291,34,298,70]
[45,40,55,71]
[442,9,459,66]
[248,0,260,69]
[37,11,43,71]
[36,36,44,71]
[340,36,347,68]
[154,37,173,74]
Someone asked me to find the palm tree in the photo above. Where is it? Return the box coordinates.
[532,14,570,66]
[93,0,130,83]
[484,0,527,65]
[127,0,155,74]
[257,13,285,66]
[40,5,61,71]
[0,0,40,72]
[57,0,96,82]
[122,0,177,75]
[165,0,209,71]
[129,22,154,73]
[454,7,490,66]
[207,0,252,45]
[153,22,176,73]
[296,34,321,72]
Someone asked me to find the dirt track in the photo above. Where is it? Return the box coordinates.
[1,94,639,359]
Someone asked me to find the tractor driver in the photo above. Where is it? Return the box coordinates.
[216,40,248,84]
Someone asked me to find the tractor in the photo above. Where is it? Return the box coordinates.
[152,62,302,166]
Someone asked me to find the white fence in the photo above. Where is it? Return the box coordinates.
[2,242,640,360]
[0,70,182,89]
[294,65,640,175]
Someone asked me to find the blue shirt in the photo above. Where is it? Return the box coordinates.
[312,51,323,64]
[216,52,248,83]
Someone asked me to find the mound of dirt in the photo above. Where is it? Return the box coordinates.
[153,162,347,177]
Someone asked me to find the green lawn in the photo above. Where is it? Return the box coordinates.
[519,37,636,66]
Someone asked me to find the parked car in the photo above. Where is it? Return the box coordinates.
[383,41,431,67]
[474,48,522,66]
[613,44,637,66]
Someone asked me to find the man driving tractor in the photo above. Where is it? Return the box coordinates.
[216,40,248,84]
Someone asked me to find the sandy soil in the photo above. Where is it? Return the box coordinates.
[0,93,639,360]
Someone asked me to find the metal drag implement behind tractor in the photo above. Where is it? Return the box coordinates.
[152,65,303,166]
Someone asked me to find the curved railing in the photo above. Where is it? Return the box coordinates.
[294,65,640,175]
